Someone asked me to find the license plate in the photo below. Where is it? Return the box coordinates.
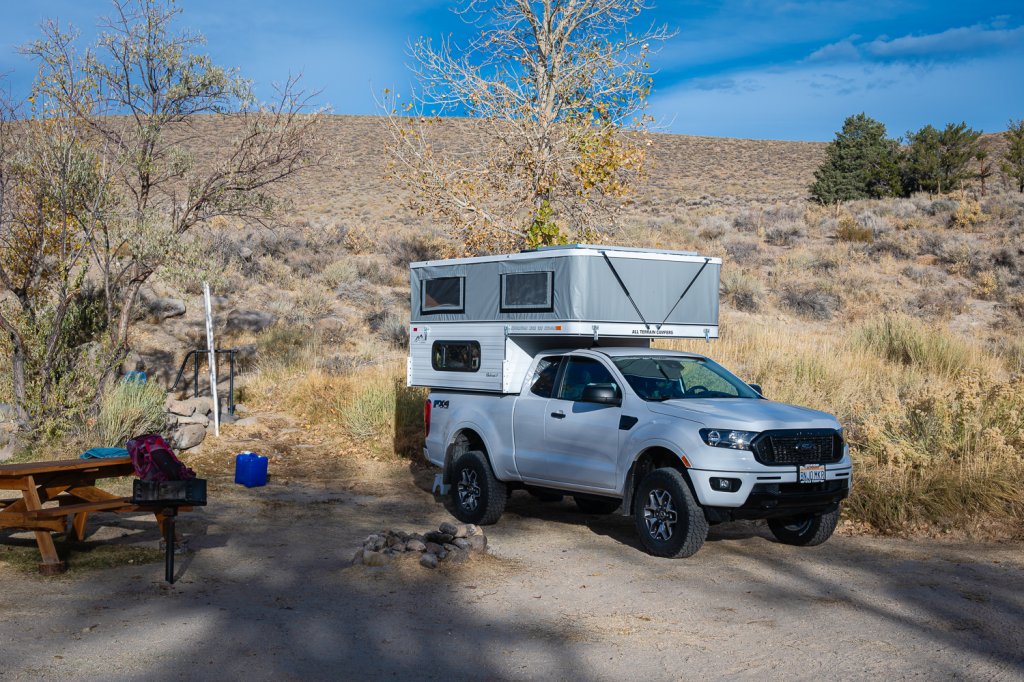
[799,464,826,484]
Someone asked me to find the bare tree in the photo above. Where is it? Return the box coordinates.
[21,0,327,401]
[382,0,674,253]
[0,0,326,431]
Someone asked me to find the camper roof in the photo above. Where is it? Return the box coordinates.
[410,244,718,268]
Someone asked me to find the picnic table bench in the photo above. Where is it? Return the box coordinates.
[0,457,190,575]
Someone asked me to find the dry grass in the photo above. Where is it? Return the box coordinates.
[667,313,1024,534]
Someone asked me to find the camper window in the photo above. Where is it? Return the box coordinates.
[431,341,480,372]
[422,277,464,313]
[501,271,553,312]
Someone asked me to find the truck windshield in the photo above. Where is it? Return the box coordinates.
[612,356,760,401]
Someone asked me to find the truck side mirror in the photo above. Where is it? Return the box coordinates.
[582,384,621,406]
[749,383,764,397]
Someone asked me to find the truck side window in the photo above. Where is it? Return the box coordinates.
[530,356,563,397]
[558,357,618,402]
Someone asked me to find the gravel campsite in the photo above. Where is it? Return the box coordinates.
[2,422,1023,681]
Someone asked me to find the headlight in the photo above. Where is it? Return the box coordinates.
[700,428,757,450]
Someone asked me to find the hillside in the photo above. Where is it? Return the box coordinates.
[54,115,1024,535]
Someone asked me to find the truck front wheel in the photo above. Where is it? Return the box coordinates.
[767,508,840,546]
[633,468,708,558]
[448,450,507,525]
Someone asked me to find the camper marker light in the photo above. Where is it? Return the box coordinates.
[700,428,757,450]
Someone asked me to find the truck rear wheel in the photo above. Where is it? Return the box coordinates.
[767,508,840,546]
[448,450,507,525]
[633,468,708,558]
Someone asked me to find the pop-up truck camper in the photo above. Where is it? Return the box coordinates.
[410,245,851,558]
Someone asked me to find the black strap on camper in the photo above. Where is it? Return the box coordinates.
[656,257,712,330]
[600,251,650,330]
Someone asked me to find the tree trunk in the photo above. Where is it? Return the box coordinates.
[94,277,146,404]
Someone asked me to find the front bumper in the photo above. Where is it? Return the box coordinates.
[689,465,852,517]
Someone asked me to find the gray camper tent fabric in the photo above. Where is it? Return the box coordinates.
[410,247,720,327]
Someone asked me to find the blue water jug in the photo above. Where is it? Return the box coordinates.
[234,452,268,488]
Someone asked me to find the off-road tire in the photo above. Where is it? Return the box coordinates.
[633,468,708,558]
[447,450,507,525]
[767,507,840,546]
[574,496,621,515]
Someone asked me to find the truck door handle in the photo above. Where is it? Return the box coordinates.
[550,411,566,419]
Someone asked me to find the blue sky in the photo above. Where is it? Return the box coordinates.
[0,0,1021,141]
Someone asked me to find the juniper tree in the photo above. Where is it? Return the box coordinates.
[1001,119,1024,193]
[904,122,981,195]
[809,113,901,204]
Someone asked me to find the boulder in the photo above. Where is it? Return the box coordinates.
[419,553,439,569]
[178,413,210,427]
[425,531,454,545]
[423,542,444,556]
[166,399,196,417]
[453,538,471,550]
[405,539,426,553]
[445,548,471,565]
[149,297,186,321]
[438,521,459,536]
[467,534,488,553]
[234,416,260,428]
[173,424,207,450]
[224,309,277,333]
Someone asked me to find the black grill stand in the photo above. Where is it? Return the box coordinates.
[163,506,179,584]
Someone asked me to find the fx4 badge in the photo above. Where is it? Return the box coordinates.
[432,399,450,409]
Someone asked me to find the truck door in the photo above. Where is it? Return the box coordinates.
[511,355,564,480]
[540,355,622,490]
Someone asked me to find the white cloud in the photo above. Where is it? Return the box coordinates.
[865,23,1024,58]
[648,50,1024,140]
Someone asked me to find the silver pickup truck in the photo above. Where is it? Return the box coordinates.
[425,347,852,557]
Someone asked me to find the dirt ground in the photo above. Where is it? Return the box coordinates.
[2,454,1023,682]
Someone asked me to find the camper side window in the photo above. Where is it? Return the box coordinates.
[529,356,563,397]
[501,271,553,312]
[422,277,465,313]
[431,341,480,372]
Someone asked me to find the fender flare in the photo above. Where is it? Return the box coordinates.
[441,421,494,484]
[620,440,692,516]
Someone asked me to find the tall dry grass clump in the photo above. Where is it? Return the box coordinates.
[667,312,1024,534]
[96,379,167,447]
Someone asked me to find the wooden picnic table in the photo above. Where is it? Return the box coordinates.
[0,457,186,575]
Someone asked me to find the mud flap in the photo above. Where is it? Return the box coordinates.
[432,473,451,499]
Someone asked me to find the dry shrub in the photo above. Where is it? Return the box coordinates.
[696,215,730,241]
[950,197,984,229]
[388,232,449,266]
[835,214,873,243]
[764,220,805,246]
[720,269,765,312]
[781,283,840,321]
[298,287,336,318]
[973,270,999,300]
[906,286,966,319]
[722,239,760,264]
[319,259,359,289]
[366,309,410,347]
